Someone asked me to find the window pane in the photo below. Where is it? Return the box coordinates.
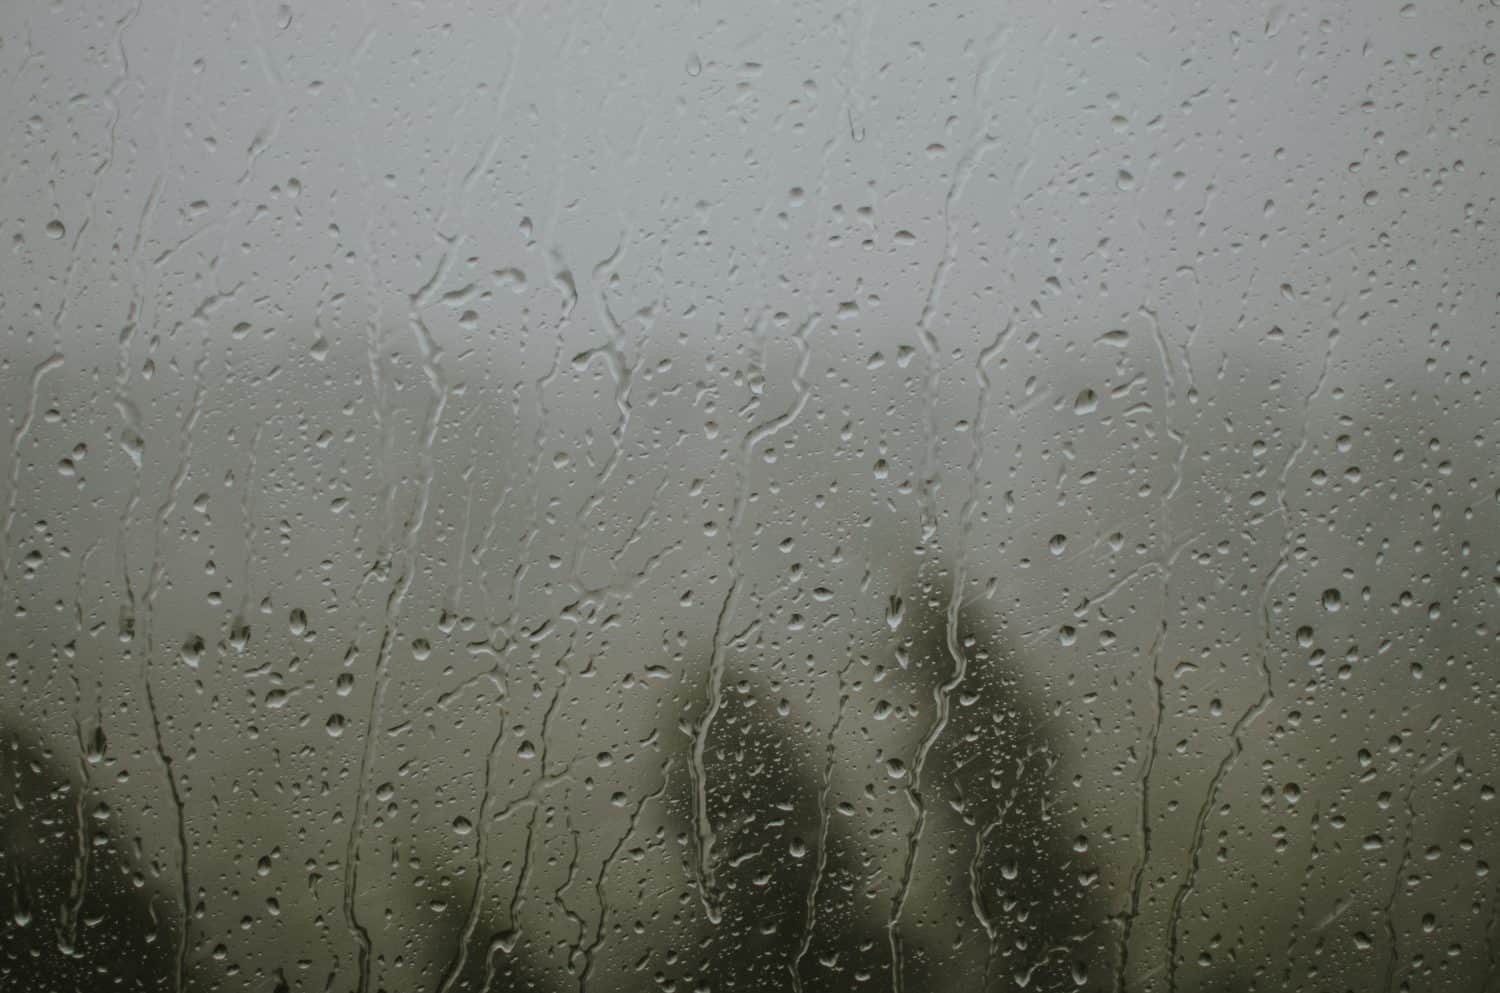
[2,2,1496,991]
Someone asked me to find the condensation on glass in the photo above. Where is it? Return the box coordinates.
[1,1,1496,992]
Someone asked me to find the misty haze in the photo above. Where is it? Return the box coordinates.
[2,1,1498,992]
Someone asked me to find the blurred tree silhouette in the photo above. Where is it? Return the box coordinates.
[1,553,1105,993]
[1,725,175,991]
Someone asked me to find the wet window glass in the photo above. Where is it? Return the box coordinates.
[2,2,1497,992]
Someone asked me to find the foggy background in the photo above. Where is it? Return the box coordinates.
[2,0,1498,991]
